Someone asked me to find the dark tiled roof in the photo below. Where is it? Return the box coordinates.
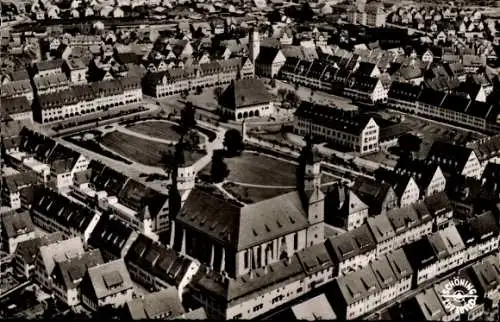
[52,249,104,290]
[439,93,471,113]
[31,187,96,234]
[417,88,447,106]
[295,101,375,136]
[403,238,437,271]
[178,188,309,251]
[125,234,193,288]
[426,142,474,175]
[387,81,422,102]
[326,224,376,262]
[35,58,64,72]
[88,215,136,259]
[1,210,35,239]
[117,179,168,219]
[15,232,64,265]
[0,96,31,118]
[255,47,281,65]
[220,78,272,110]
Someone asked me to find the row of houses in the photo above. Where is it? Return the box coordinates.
[387,81,500,133]
[388,252,500,321]
[33,76,142,123]
[142,57,254,98]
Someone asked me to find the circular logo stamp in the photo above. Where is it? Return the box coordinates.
[440,278,478,315]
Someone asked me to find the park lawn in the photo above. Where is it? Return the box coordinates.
[220,152,297,186]
[126,121,182,142]
[101,131,204,168]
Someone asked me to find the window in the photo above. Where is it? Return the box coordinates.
[233,313,242,319]
[253,304,263,312]
[244,251,249,269]
[293,233,298,250]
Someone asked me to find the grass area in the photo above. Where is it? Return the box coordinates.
[64,135,133,165]
[187,87,223,111]
[223,182,295,204]
[101,131,205,168]
[202,151,297,186]
[127,121,182,141]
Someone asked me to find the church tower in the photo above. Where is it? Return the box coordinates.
[248,28,260,77]
[298,138,325,247]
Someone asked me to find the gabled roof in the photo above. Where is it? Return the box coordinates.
[1,210,35,239]
[15,232,64,265]
[291,294,336,320]
[38,237,85,276]
[127,288,185,319]
[219,78,272,110]
[387,81,422,102]
[31,187,96,234]
[117,179,168,219]
[336,263,381,306]
[367,213,395,243]
[426,142,475,175]
[52,249,104,290]
[326,224,376,262]
[178,188,309,251]
[125,234,194,287]
[403,238,437,270]
[295,101,375,135]
[84,259,133,299]
[0,96,31,119]
[255,47,281,65]
[88,215,136,259]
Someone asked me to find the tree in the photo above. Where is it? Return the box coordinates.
[267,9,281,23]
[398,134,422,152]
[211,152,229,183]
[213,86,223,100]
[180,102,196,132]
[223,129,244,156]
[195,86,202,95]
[270,78,276,88]
[300,2,314,22]
[277,88,288,100]
[286,91,301,108]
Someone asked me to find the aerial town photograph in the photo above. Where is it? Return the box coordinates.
[0,0,500,320]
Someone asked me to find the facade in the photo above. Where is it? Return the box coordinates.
[125,234,200,299]
[30,188,101,245]
[426,142,482,179]
[1,171,39,210]
[395,160,447,197]
[34,237,85,291]
[255,47,286,78]
[71,160,169,239]
[51,249,104,307]
[33,77,142,123]
[1,210,37,254]
[326,224,376,276]
[80,259,135,311]
[332,249,413,320]
[294,102,379,154]
[324,184,369,231]
[219,78,274,120]
[386,82,499,132]
[143,58,253,98]
[14,232,64,280]
[0,96,33,121]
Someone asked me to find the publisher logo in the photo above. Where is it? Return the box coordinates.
[440,278,478,315]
